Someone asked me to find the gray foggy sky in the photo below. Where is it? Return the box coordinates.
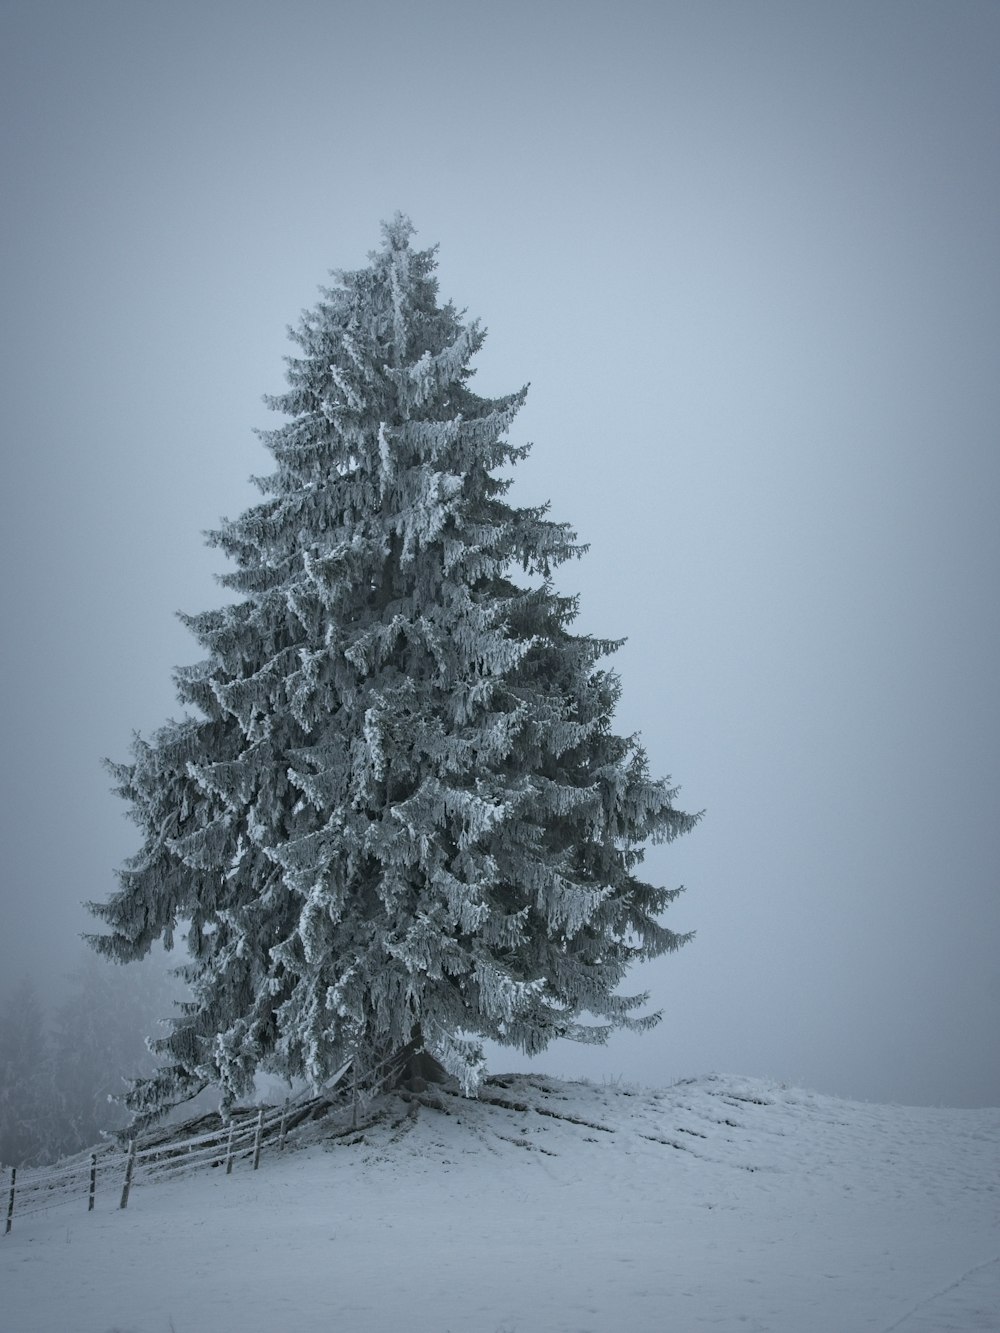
[1,0,998,1108]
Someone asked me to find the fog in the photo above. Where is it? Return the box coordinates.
[1,0,998,1109]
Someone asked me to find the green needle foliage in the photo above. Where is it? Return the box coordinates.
[89,217,697,1126]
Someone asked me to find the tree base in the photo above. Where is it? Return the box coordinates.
[384,1038,450,1094]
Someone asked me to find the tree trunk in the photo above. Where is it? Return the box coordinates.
[384,1030,449,1094]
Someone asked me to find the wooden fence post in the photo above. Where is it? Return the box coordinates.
[5,1167,14,1234]
[279,1098,290,1152]
[225,1120,236,1175]
[119,1140,137,1210]
[252,1107,264,1171]
[89,1154,97,1212]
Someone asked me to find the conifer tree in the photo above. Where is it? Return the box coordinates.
[50,954,179,1154]
[89,216,697,1124]
[0,977,56,1166]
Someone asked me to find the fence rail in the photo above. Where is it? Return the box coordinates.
[2,1069,353,1235]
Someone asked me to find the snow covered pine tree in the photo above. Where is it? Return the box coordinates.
[89,216,698,1125]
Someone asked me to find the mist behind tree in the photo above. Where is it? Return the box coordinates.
[0,977,54,1166]
[0,953,181,1165]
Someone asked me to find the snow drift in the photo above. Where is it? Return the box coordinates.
[2,1073,998,1332]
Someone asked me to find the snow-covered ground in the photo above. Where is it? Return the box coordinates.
[2,1073,998,1333]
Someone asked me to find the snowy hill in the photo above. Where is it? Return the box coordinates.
[3,1073,998,1333]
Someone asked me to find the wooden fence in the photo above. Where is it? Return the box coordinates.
[2,1087,339,1234]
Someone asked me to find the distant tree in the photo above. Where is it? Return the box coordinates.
[0,977,56,1166]
[88,216,698,1126]
[50,954,179,1155]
